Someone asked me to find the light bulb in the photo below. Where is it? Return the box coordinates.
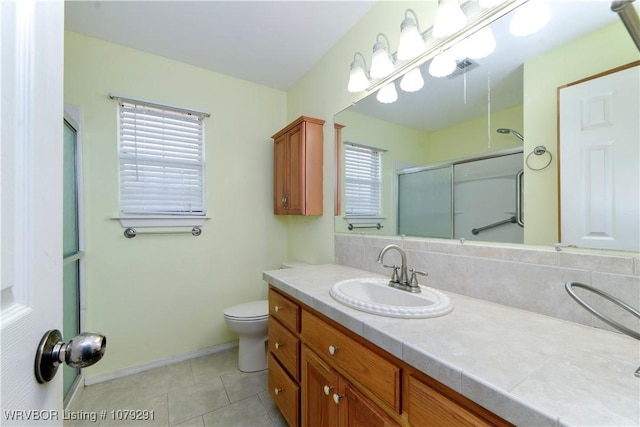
[376,83,398,104]
[510,0,550,37]
[464,27,496,59]
[432,0,467,39]
[479,0,504,8]
[400,68,424,92]
[370,41,395,79]
[397,11,425,61]
[348,57,369,93]
[428,52,457,78]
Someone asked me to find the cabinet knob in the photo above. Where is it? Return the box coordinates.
[323,385,334,396]
[274,305,282,313]
[333,393,343,404]
[328,345,338,355]
[274,342,282,350]
[274,387,283,396]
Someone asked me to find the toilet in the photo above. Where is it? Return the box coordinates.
[224,261,310,372]
[223,300,269,372]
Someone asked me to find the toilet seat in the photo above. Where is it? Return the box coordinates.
[223,300,268,321]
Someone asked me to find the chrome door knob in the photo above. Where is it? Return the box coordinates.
[35,329,106,383]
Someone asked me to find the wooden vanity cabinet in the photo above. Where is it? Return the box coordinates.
[272,116,324,216]
[268,286,512,427]
[268,289,301,427]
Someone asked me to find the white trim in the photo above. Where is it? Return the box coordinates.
[83,341,239,385]
[113,215,210,228]
[109,93,210,118]
[344,140,388,153]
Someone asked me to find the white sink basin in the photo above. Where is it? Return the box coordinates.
[330,277,454,319]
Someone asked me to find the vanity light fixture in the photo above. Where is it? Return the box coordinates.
[428,51,457,78]
[463,27,496,59]
[432,0,467,39]
[376,82,398,104]
[400,67,425,92]
[510,0,550,37]
[347,52,370,93]
[397,9,426,61]
[479,0,506,8]
[370,33,395,79]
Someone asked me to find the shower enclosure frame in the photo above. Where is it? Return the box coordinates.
[394,147,524,238]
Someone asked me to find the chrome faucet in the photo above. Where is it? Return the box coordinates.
[376,244,409,287]
[376,244,427,293]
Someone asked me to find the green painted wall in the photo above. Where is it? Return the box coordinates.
[64,31,288,378]
[425,105,524,162]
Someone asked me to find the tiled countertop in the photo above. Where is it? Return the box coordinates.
[263,264,640,427]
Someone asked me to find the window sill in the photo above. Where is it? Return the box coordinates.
[343,216,386,223]
[113,215,209,228]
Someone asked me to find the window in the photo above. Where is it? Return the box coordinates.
[116,97,208,216]
[344,143,382,217]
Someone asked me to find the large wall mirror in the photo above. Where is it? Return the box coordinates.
[335,0,640,253]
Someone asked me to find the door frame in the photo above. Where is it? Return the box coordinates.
[62,107,87,409]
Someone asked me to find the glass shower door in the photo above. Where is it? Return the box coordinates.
[397,166,453,238]
[63,118,82,401]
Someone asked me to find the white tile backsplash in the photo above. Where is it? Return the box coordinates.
[335,233,640,332]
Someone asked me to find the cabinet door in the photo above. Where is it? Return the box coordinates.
[274,134,287,214]
[286,123,304,214]
[340,380,400,427]
[301,345,339,427]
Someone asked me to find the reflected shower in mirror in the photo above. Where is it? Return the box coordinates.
[335,0,640,252]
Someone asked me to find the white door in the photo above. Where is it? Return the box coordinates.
[559,64,640,252]
[1,1,65,425]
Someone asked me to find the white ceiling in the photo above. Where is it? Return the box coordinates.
[64,1,376,91]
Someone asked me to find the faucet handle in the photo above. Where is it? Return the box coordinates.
[409,268,428,287]
[382,264,400,284]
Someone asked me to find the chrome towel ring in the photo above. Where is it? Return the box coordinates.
[526,145,553,171]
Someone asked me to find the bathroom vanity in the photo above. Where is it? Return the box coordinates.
[264,264,640,427]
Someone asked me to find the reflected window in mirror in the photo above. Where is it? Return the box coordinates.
[344,143,383,218]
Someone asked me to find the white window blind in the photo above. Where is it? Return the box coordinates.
[344,144,382,217]
[118,100,206,215]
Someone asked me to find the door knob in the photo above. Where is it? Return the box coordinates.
[35,329,106,383]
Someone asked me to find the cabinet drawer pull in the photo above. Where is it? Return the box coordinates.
[274,342,282,350]
[328,345,338,355]
[274,387,283,396]
[274,305,282,312]
[323,385,333,396]
[333,393,343,404]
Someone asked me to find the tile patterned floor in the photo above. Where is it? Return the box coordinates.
[66,348,287,427]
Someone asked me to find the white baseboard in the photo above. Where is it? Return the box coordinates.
[84,341,239,386]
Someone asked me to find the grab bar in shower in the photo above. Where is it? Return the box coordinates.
[471,216,516,235]
[124,226,202,238]
[516,169,524,227]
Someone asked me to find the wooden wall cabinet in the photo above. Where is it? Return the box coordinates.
[268,286,512,427]
[272,116,324,216]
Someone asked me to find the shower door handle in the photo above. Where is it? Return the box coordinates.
[516,169,524,227]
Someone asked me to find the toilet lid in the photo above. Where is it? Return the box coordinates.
[224,300,269,320]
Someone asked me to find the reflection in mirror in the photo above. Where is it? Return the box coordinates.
[335,0,640,253]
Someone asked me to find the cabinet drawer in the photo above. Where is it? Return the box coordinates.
[269,353,300,427]
[269,317,300,381]
[269,288,300,333]
[301,310,401,413]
